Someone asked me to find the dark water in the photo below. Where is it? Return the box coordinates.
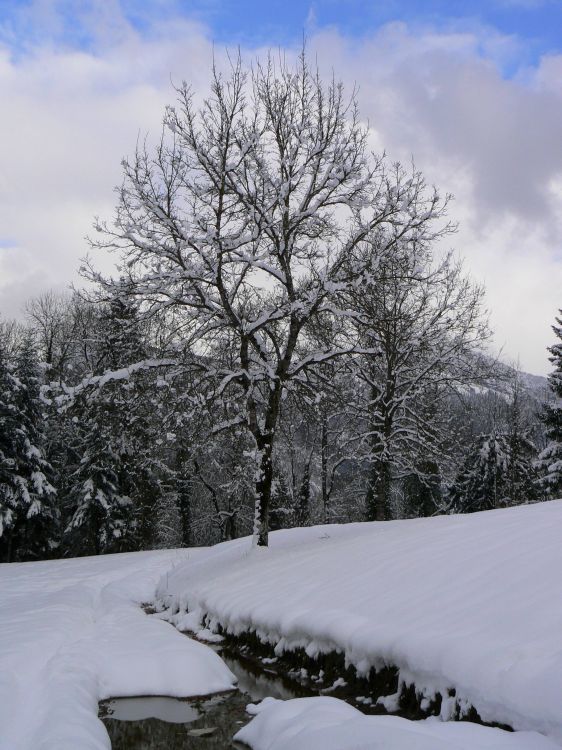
[99,647,307,749]
[100,691,249,749]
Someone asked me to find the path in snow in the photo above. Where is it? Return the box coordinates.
[0,549,235,750]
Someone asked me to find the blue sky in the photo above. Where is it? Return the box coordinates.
[1,0,561,70]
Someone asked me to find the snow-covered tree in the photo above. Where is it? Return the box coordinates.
[189,426,255,544]
[450,432,510,513]
[505,372,540,506]
[26,292,75,382]
[0,334,57,561]
[294,457,312,528]
[64,289,161,554]
[401,460,442,518]
[269,467,294,531]
[449,428,538,514]
[89,51,450,545]
[537,310,562,497]
[0,340,20,558]
[343,239,491,521]
[65,405,129,555]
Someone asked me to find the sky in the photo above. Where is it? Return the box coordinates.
[0,0,561,375]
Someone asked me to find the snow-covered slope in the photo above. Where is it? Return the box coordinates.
[157,501,562,743]
[0,549,235,750]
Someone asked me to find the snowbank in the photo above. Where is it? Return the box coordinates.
[0,549,235,750]
[234,696,561,750]
[157,501,562,743]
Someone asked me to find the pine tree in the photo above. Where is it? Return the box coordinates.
[97,287,158,548]
[0,341,20,559]
[450,429,537,514]
[449,432,509,513]
[13,334,58,558]
[65,289,157,555]
[402,460,442,518]
[65,392,131,555]
[537,310,562,497]
[269,468,294,531]
[506,373,540,506]
[294,460,312,527]
[0,335,57,561]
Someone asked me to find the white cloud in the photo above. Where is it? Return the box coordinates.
[0,6,560,374]
[308,25,562,374]
[0,10,216,313]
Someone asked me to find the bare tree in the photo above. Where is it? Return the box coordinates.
[88,51,450,545]
[344,239,492,521]
[26,291,71,373]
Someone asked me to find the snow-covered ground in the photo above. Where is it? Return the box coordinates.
[2,502,562,749]
[0,549,235,750]
[157,501,562,744]
[235,696,561,750]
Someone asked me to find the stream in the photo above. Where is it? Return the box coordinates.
[99,642,314,749]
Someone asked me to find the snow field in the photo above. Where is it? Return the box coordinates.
[234,696,562,750]
[2,501,561,749]
[0,549,236,750]
[157,501,562,744]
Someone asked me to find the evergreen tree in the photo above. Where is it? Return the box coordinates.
[65,391,131,555]
[450,432,509,513]
[0,335,57,561]
[13,334,58,558]
[0,341,20,559]
[269,468,294,531]
[450,429,537,514]
[65,289,158,555]
[537,310,562,497]
[506,373,540,506]
[97,288,159,548]
[402,460,442,518]
[294,460,312,527]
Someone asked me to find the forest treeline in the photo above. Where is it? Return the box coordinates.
[0,289,559,563]
[1,52,561,561]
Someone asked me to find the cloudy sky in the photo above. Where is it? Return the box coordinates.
[0,0,561,375]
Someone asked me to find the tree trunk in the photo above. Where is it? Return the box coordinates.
[365,375,393,521]
[366,457,391,521]
[177,481,191,547]
[321,415,328,523]
[375,459,391,521]
[254,436,274,546]
[250,379,284,547]
[3,532,13,563]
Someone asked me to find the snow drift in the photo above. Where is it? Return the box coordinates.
[234,696,561,750]
[157,501,562,743]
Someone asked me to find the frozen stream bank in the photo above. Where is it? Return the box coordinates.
[99,646,305,749]
[101,637,562,750]
[156,502,562,743]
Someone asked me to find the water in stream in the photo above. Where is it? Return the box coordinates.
[100,649,310,749]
